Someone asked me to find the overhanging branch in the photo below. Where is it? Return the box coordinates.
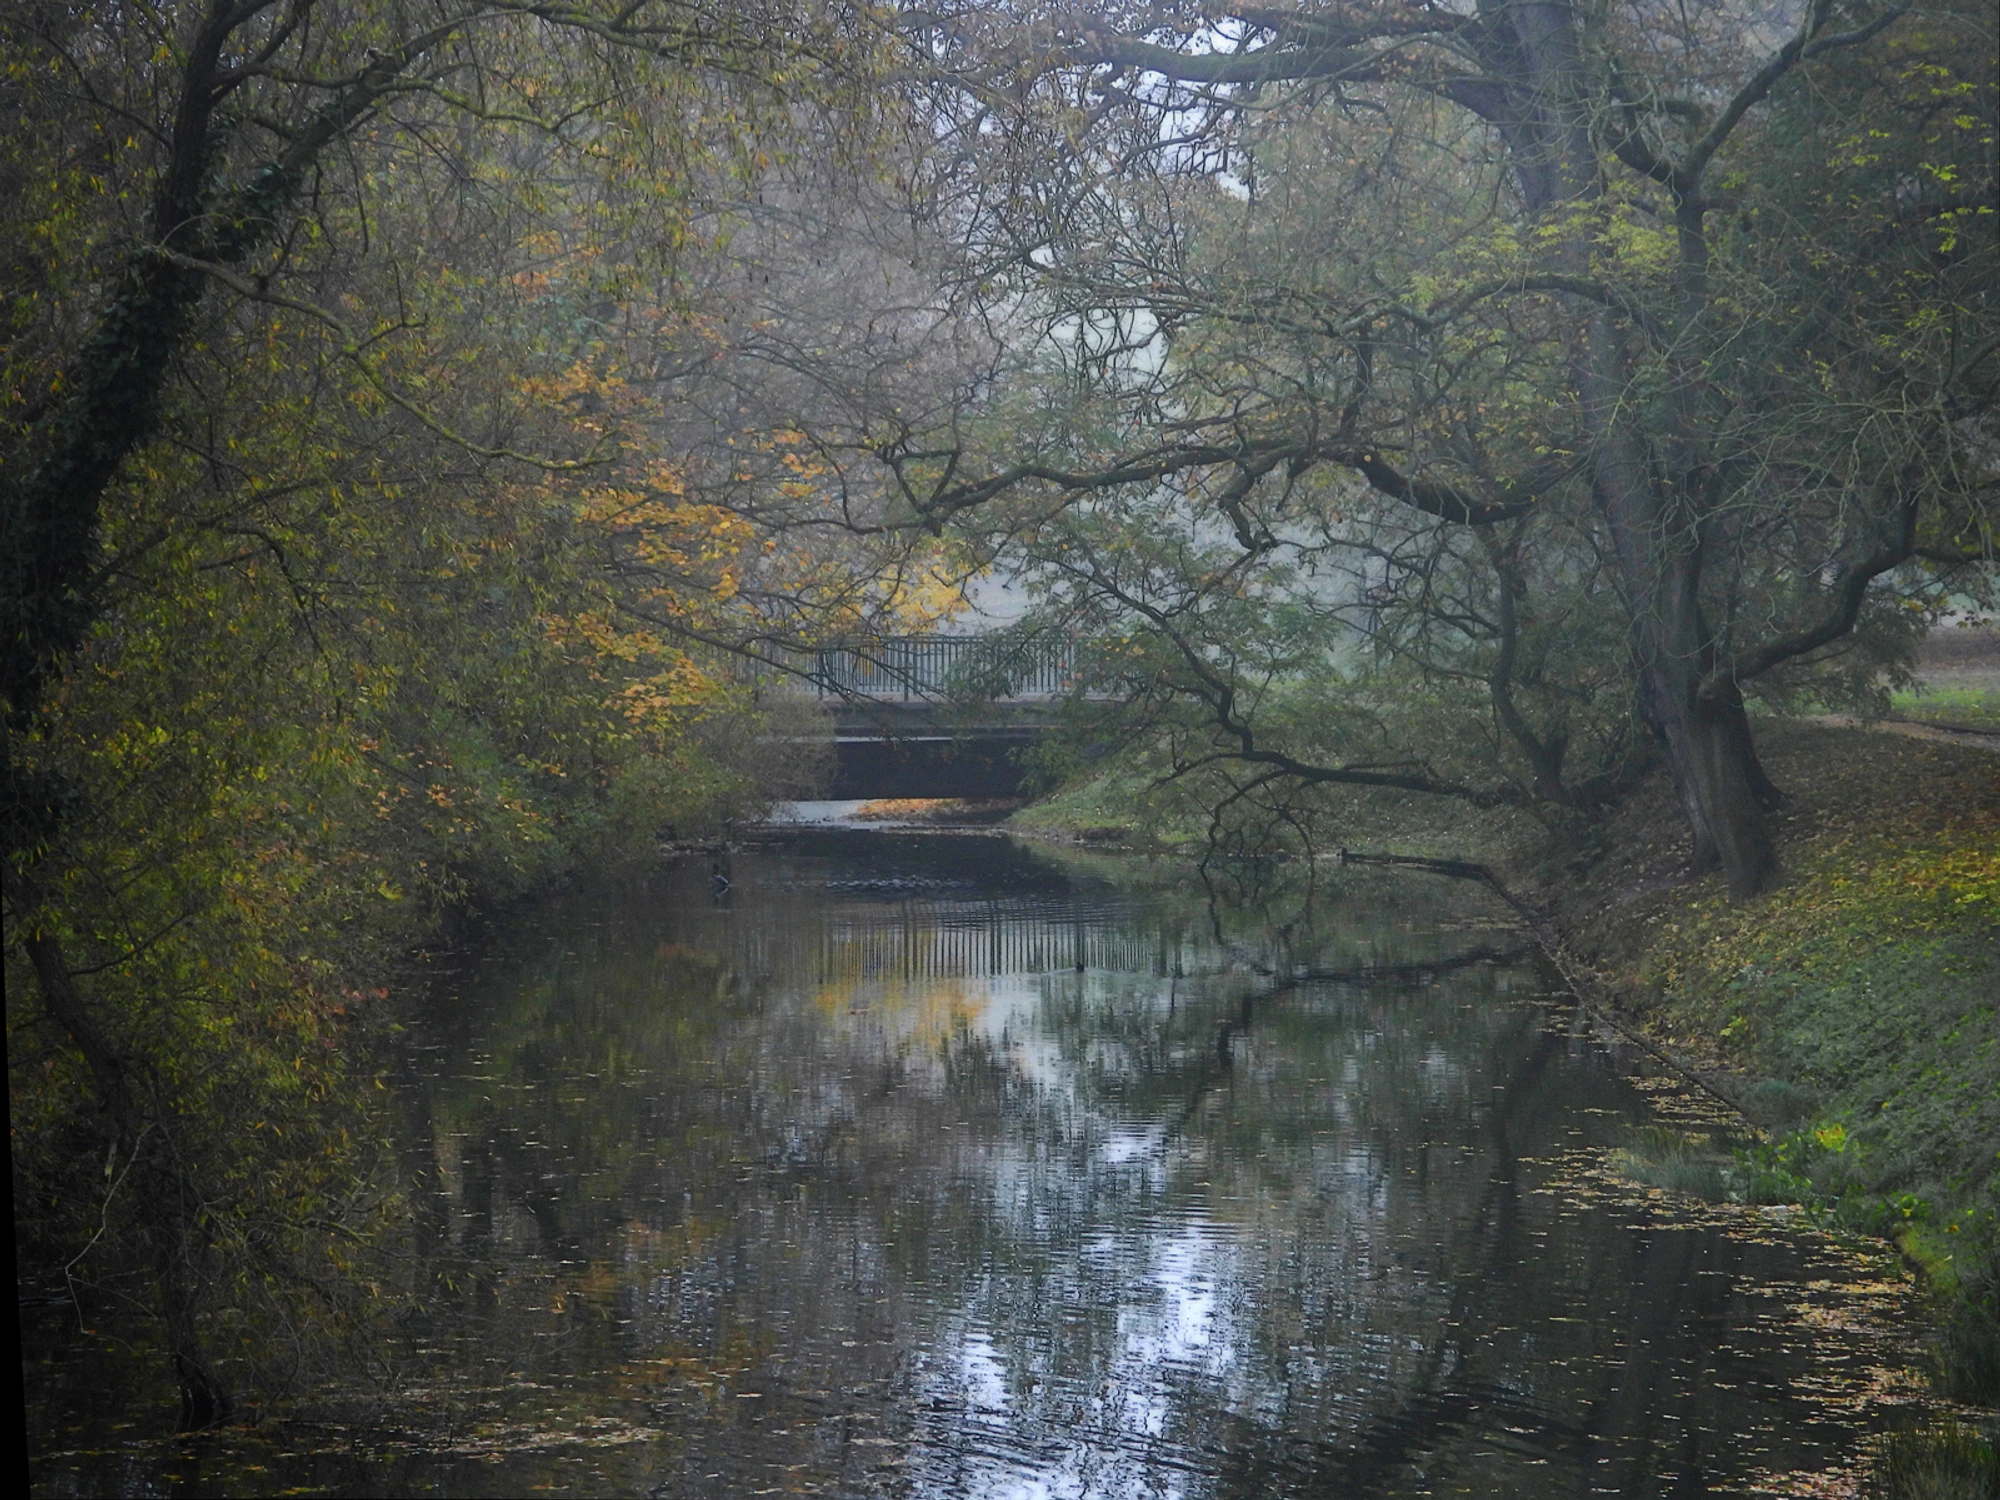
[1710,489,1919,693]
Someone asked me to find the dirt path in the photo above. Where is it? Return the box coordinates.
[1805,714,2000,752]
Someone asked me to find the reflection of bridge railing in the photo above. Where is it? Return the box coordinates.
[816,911,1207,984]
[806,635,1077,702]
[719,899,1224,984]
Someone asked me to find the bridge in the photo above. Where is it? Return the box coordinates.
[796,635,1081,799]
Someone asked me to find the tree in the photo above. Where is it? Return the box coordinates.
[3,0,882,1427]
[801,0,1997,894]
[1,0,882,732]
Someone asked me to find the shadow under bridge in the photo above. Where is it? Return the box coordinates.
[801,635,1081,800]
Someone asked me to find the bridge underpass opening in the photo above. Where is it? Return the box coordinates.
[828,733,1033,800]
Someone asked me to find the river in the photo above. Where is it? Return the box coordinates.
[27,827,1927,1496]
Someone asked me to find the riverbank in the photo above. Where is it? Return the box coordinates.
[1532,721,1998,1395]
[1529,716,2000,1494]
[1011,714,2000,1473]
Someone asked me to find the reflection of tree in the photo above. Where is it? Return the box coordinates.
[390,844,1896,1494]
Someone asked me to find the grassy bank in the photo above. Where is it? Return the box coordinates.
[1008,761,1544,860]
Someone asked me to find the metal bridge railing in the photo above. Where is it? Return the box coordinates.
[804,635,1077,702]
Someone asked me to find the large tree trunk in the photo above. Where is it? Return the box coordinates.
[1470,0,1784,895]
[1640,657,1779,895]
[1577,311,1780,895]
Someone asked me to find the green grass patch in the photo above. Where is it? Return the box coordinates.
[1892,684,2000,730]
[1607,1126,1738,1200]
[1011,760,1539,866]
[1867,1422,2000,1500]
[1009,765,1192,848]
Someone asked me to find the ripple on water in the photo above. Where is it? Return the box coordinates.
[24,836,1941,1498]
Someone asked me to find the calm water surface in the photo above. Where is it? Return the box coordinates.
[30,832,1925,1496]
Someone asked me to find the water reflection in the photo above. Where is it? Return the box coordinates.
[31,832,1922,1497]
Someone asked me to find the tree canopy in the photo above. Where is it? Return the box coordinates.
[749,0,1995,889]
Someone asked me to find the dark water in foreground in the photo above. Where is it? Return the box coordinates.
[29,832,1926,1496]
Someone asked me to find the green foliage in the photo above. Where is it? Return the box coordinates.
[1867,1423,2000,1500]
[881,0,2000,898]
[1607,1127,1735,1200]
[3,427,810,1406]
